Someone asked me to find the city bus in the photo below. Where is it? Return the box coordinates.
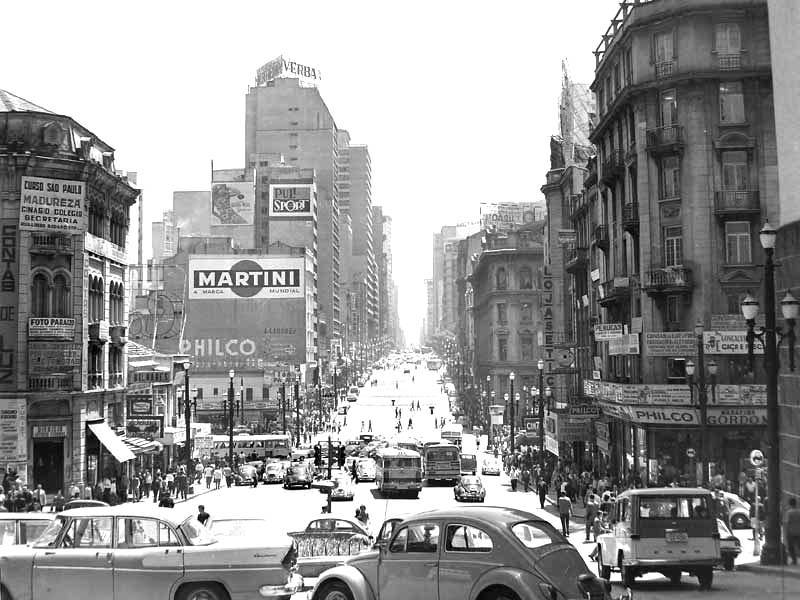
[423,443,461,485]
[441,423,463,447]
[210,434,292,462]
[374,447,423,498]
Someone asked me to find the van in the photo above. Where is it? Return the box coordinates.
[596,487,720,590]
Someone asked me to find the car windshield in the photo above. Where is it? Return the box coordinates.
[638,496,711,519]
[462,477,480,485]
[211,519,272,539]
[717,519,733,537]
[33,516,67,548]
[180,517,217,545]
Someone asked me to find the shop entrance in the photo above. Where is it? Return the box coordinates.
[33,440,64,494]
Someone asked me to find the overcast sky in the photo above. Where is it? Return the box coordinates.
[3,0,618,343]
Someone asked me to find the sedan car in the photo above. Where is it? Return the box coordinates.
[235,464,258,486]
[355,458,377,482]
[310,506,627,600]
[207,516,276,541]
[330,474,355,501]
[481,457,502,476]
[1,503,304,600]
[264,460,287,484]
[719,491,752,529]
[0,513,54,546]
[284,463,314,489]
[717,518,741,571]
[303,517,370,538]
[454,475,486,502]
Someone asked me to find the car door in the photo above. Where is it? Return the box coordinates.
[33,516,114,600]
[438,523,499,600]
[113,518,184,600]
[378,522,440,600]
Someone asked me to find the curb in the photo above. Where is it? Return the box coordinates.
[736,562,800,580]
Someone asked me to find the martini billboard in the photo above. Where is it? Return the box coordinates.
[182,256,307,370]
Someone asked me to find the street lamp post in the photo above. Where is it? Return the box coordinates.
[294,380,301,446]
[227,370,235,467]
[509,372,516,453]
[684,321,718,487]
[281,380,287,435]
[740,222,800,565]
[537,359,545,474]
[182,361,192,476]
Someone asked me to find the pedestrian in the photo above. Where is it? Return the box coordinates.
[175,470,188,500]
[213,466,223,490]
[223,464,233,488]
[585,492,600,543]
[166,471,175,495]
[197,504,210,525]
[33,484,47,510]
[355,504,370,530]
[361,421,365,432]
[558,490,573,537]
[195,461,204,484]
[151,473,162,503]
[143,471,153,499]
[368,420,372,432]
[510,466,519,492]
[158,492,174,508]
[204,464,214,489]
[521,468,531,493]
[408,418,413,429]
[51,489,65,512]
[784,497,800,565]
[351,460,358,482]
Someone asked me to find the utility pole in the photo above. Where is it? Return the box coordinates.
[227,370,235,467]
[294,380,301,446]
[281,381,287,435]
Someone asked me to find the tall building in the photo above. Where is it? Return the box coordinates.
[373,205,396,348]
[571,0,775,484]
[0,89,140,491]
[245,76,341,356]
[349,145,378,337]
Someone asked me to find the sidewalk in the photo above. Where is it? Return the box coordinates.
[738,561,800,580]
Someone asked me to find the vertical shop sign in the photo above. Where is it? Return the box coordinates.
[541,265,556,388]
[0,221,18,389]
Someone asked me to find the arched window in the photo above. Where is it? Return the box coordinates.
[519,267,533,290]
[495,267,507,290]
[109,282,124,324]
[31,273,49,317]
[53,273,70,317]
[89,276,104,323]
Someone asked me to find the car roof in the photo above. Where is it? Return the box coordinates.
[401,506,536,525]
[60,502,194,525]
[0,512,53,520]
[618,487,711,497]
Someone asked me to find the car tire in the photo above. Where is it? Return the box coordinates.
[697,567,714,590]
[731,514,749,529]
[723,555,735,571]
[177,582,228,600]
[479,587,521,600]
[669,571,682,585]
[315,579,354,600]
[621,564,635,588]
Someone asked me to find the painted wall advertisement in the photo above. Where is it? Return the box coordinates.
[126,416,164,440]
[19,176,87,234]
[702,331,763,354]
[594,323,623,341]
[644,332,697,356]
[584,379,763,406]
[211,179,255,226]
[255,55,322,86]
[188,257,304,300]
[0,399,27,462]
[608,334,640,355]
[28,343,81,373]
[268,184,314,219]
[28,317,75,340]
[0,220,18,390]
[480,202,540,231]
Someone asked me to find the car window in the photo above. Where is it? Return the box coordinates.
[33,517,67,548]
[620,499,630,523]
[20,520,50,545]
[0,521,16,545]
[117,518,158,548]
[445,524,493,553]
[65,517,113,548]
[335,520,355,531]
[180,517,216,546]
[638,496,710,519]
[159,521,181,546]
[511,521,560,549]
[391,523,438,553]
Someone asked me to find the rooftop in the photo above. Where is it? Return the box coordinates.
[0,89,53,114]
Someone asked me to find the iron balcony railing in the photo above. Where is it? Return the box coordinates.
[718,54,741,71]
[646,125,684,149]
[713,189,760,215]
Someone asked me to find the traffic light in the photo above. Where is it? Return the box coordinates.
[314,444,322,467]
[337,445,345,468]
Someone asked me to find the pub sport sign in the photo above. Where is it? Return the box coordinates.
[189,257,304,300]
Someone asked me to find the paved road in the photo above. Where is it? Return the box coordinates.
[188,364,799,599]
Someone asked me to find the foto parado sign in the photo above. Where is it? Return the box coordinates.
[189,257,304,299]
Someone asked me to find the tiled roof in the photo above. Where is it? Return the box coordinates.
[0,89,53,114]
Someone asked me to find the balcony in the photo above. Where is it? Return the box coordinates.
[110,325,127,345]
[598,276,634,307]
[548,331,575,348]
[646,125,685,155]
[600,150,625,185]
[593,224,609,251]
[622,203,639,235]
[718,54,741,71]
[565,247,588,273]
[109,372,124,388]
[655,60,674,79]
[569,194,587,220]
[714,189,760,218]
[88,321,108,344]
[29,373,73,392]
[30,234,73,255]
[625,142,637,164]
[88,373,104,390]
[642,266,694,295]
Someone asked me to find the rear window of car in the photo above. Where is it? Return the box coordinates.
[180,517,216,546]
[638,496,711,519]
[511,520,561,549]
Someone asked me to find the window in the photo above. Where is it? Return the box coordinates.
[655,31,674,62]
[519,267,532,290]
[725,221,752,264]
[445,524,493,553]
[722,151,748,190]
[495,267,507,290]
[498,337,508,362]
[666,295,681,324]
[64,517,112,548]
[661,156,680,199]
[213,387,219,397]
[726,291,749,314]
[660,89,677,126]
[246,388,254,402]
[31,273,49,317]
[390,523,439,553]
[613,63,621,95]
[520,302,532,322]
[53,274,70,317]
[664,226,683,267]
[715,23,741,54]
[88,346,102,388]
[196,388,204,400]
[88,276,104,323]
[720,82,745,123]
[109,346,123,379]
[511,521,560,548]
[109,282,124,324]
[667,358,687,380]
[521,336,533,361]
[638,496,710,519]
[496,303,507,325]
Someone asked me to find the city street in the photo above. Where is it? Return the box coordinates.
[182,364,800,600]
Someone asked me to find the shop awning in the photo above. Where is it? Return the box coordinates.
[123,436,163,455]
[88,421,136,463]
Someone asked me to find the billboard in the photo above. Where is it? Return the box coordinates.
[0,399,26,463]
[480,202,540,231]
[211,180,254,226]
[0,221,18,390]
[255,55,322,86]
[188,257,304,300]
[268,184,314,219]
[19,176,87,234]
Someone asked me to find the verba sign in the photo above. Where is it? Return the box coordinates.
[189,257,304,300]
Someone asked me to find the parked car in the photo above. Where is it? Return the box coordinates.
[1,503,304,600]
[329,474,355,502]
[310,506,627,600]
[207,516,275,541]
[62,499,109,510]
[264,460,287,484]
[719,491,752,529]
[289,518,372,578]
[348,386,360,397]
[717,518,741,571]
[0,513,54,546]
[303,517,370,538]
[481,457,502,476]
[284,463,314,489]
[235,464,258,486]
[355,458,377,482]
[596,487,720,590]
[454,475,486,502]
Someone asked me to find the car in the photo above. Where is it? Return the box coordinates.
[718,490,752,529]
[346,394,358,403]
[235,464,259,486]
[454,475,486,502]
[303,517,370,538]
[355,458,377,482]
[329,474,355,501]
[717,518,741,571]
[284,463,314,489]
[348,386,360,397]
[0,512,54,546]
[264,460,288,483]
[289,518,373,578]
[403,367,411,374]
[459,453,477,475]
[63,499,109,510]
[310,506,626,600]
[207,516,276,541]
[2,503,304,600]
[481,457,502,476]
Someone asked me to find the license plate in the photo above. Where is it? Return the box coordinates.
[666,531,688,543]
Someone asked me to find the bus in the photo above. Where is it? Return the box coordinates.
[375,447,423,498]
[426,358,443,371]
[423,443,461,485]
[441,423,463,447]
[210,434,292,462]
[391,434,421,454]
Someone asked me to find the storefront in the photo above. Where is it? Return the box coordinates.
[27,398,72,495]
[85,419,136,486]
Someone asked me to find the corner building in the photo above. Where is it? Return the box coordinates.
[0,90,139,492]
[582,0,774,485]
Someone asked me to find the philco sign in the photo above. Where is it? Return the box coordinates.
[189,257,304,299]
[630,407,700,425]
[269,185,314,219]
